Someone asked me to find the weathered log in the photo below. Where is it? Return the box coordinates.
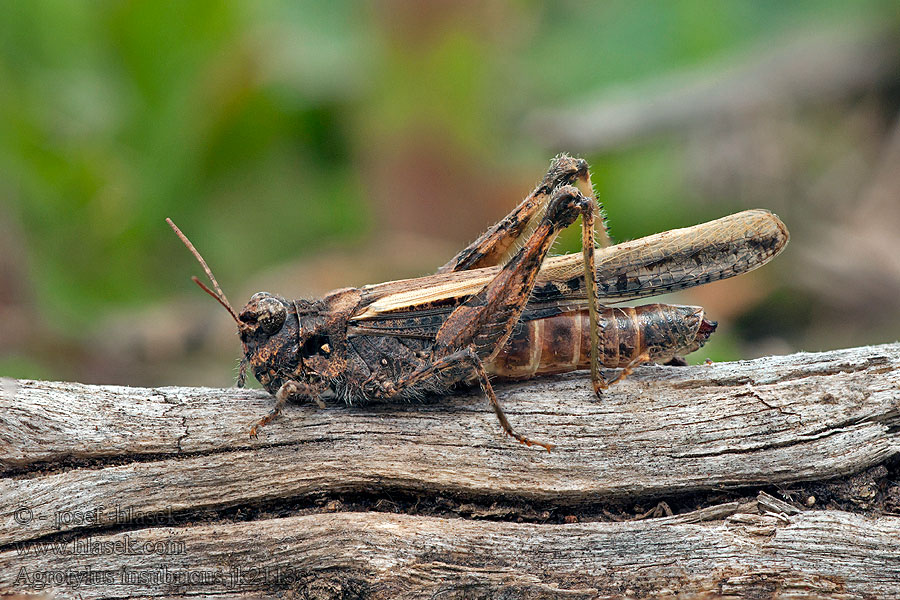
[4,507,900,599]
[1,343,899,598]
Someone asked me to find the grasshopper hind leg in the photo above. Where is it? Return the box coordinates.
[438,154,610,274]
[367,180,608,450]
[607,351,651,387]
[470,352,555,452]
[363,347,554,452]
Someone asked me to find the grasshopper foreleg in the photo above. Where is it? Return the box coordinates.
[249,381,294,438]
[249,379,327,437]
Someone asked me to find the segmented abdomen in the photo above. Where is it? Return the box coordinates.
[485,304,714,380]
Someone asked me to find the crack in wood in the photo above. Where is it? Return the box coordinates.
[1,344,899,597]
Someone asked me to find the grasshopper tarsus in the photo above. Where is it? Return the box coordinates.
[517,436,555,453]
[170,154,788,450]
[471,349,553,452]
[248,381,293,437]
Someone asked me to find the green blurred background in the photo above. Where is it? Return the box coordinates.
[1,0,898,388]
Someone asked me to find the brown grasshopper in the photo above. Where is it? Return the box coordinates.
[168,155,788,451]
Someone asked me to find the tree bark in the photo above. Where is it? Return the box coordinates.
[1,343,899,598]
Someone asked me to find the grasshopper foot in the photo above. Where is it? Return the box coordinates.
[249,380,301,437]
[512,432,555,453]
[249,406,282,438]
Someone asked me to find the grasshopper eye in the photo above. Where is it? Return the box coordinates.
[257,297,286,335]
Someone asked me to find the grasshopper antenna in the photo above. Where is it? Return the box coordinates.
[166,217,241,324]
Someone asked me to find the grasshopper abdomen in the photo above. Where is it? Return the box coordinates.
[486,305,716,380]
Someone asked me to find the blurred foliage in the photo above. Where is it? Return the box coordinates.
[0,0,896,383]
[0,1,371,330]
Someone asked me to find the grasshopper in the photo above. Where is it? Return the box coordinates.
[168,155,788,451]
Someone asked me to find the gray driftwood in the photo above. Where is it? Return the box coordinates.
[1,343,899,598]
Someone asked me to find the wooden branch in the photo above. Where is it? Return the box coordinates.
[1,343,899,598]
[4,506,900,598]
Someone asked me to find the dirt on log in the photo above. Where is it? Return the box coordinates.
[1,343,899,598]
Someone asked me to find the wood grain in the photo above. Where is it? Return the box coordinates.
[3,508,899,598]
[1,343,899,597]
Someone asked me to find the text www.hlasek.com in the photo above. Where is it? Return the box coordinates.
[17,535,185,557]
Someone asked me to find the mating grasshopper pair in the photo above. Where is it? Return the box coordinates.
[169,155,788,451]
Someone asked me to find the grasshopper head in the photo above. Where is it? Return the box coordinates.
[236,292,304,394]
[239,293,340,398]
[167,218,356,400]
[168,218,317,396]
